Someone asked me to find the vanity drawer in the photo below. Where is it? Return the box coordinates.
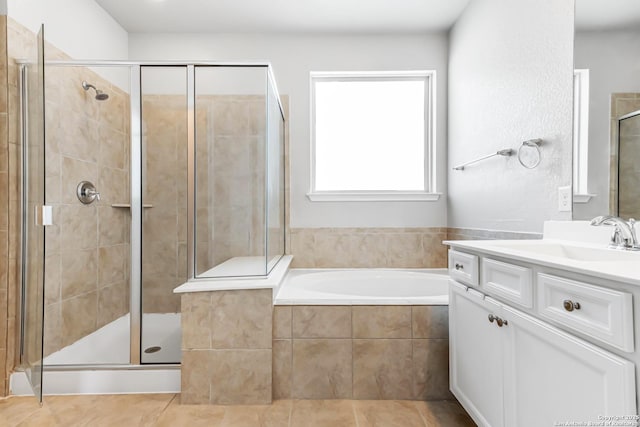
[481,258,533,308]
[448,250,478,286]
[537,273,634,352]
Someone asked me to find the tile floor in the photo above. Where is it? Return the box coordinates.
[0,394,476,426]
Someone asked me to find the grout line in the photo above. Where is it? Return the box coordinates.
[155,393,178,422]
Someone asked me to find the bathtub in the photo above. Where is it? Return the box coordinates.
[274,268,449,305]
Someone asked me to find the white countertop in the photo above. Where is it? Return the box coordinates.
[444,239,640,286]
[173,255,293,293]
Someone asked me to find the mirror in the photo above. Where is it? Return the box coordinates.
[572,0,640,220]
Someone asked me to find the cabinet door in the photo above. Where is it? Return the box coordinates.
[450,281,504,427]
[502,304,637,427]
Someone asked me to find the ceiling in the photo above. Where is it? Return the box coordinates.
[575,0,640,30]
[94,0,472,34]
[95,0,640,34]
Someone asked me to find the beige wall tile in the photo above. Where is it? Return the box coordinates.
[61,292,97,346]
[44,253,60,305]
[273,306,292,339]
[292,306,351,339]
[289,230,316,268]
[292,339,352,399]
[43,303,61,357]
[352,306,411,339]
[412,305,448,339]
[59,204,98,250]
[98,245,125,287]
[142,275,181,314]
[60,157,97,205]
[314,233,353,268]
[97,281,128,328]
[413,339,452,400]
[209,349,272,404]
[98,207,127,246]
[272,339,292,399]
[181,293,211,350]
[181,350,210,404]
[210,289,272,349]
[351,233,388,268]
[61,249,97,299]
[387,233,424,268]
[353,339,413,400]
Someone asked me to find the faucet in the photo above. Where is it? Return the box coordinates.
[590,215,640,251]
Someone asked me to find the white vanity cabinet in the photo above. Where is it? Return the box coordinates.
[450,281,504,427]
[501,303,635,426]
[448,249,637,427]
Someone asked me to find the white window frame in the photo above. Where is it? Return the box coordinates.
[573,69,595,203]
[307,70,440,202]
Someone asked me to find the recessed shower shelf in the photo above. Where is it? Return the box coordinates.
[111,204,154,209]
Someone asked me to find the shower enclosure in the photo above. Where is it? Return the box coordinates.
[616,110,640,219]
[19,57,285,398]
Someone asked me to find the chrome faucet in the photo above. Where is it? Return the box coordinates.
[590,215,640,251]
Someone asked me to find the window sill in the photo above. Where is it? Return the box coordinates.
[573,193,596,204]
[306,191,442,202]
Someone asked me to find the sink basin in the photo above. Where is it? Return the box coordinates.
[489,242,640,262]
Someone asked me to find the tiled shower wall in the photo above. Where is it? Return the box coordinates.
[610,93,640,218]
[42,63,131,357]
[6,18,131,359]
[141,95,187,314]
[195,95,267,274]
[0,15,10,397]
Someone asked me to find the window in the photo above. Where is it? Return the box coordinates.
[308,71,438,201]
[573,69,593,203]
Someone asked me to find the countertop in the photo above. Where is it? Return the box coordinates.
[444,239,640,286]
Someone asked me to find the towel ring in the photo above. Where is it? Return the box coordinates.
[518,139,542,169]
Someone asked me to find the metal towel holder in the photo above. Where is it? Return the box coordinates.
[452,138,543,171]
[452,149,513,171]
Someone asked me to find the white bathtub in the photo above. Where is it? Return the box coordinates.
[275,268,449,305]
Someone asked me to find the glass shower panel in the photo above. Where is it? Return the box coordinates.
[266,77,285,273]
[42,63,132,366]
[194,66,268,278]
[618,112,640,219]
[21,26,45,401]
[140,66,187,363]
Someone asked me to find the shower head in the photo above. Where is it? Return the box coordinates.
[82,81,109,101]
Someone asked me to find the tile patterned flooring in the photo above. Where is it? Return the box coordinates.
[0,394,476,426]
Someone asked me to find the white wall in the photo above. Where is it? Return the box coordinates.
[130,33,449,228]
[7,0,129,88]
[447,0,575,233]
[573,30,640,220]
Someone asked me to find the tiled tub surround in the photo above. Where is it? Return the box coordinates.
[180,289,273,405]
[288,228,449,269]
[286,227,540,270]
[272,305,451,401]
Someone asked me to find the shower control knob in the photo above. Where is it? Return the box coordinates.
[77,181,100,204]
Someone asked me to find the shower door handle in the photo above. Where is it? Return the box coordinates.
[34,205,53,226]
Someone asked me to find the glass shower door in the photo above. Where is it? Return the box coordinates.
[618,111,640,218]
[21,25,46,402]
[140,66,188,363]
